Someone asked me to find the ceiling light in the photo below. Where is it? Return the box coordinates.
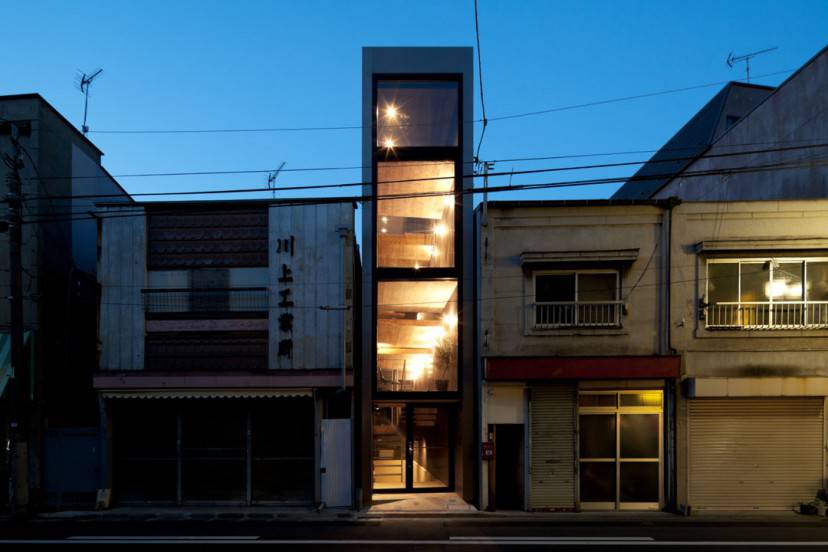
[385,105,399,120]
[383,137,395,149]
[434,224,447,237]
[442,313,458,328]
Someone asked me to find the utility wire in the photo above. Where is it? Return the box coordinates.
[473,0,488,161]
[86,69,795,135]
[20,156,828,225]
[19,142,828,204]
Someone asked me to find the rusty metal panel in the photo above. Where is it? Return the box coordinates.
[147,207,268,269]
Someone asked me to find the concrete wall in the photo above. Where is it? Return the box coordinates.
[670,200,828,378]
[480,204,666,358]
[656,47,828,201]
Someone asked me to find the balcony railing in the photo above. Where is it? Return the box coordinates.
[534,301,623,329]
[143,288,269,315]
[705,301,828,330]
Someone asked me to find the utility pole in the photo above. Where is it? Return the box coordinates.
[3,124,25,515]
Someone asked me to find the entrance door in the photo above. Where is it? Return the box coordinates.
[578,390,662,510]
[493,424,525,510]
[372,404,453,491]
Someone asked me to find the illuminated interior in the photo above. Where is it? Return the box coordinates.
[377,161,455,268]
[377,280,458,392]
[376,80,459,148]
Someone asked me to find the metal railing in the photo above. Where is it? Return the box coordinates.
[143,288,269,314]
[705,301,828,329]
[534,301,623,329]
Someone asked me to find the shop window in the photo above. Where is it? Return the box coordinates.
[376,80,458,148]
[376,280,458,392]
[376,161,455,268]
[706,258,828,329]
[534,271,621,328]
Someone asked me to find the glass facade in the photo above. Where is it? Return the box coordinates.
[377,161,455,268]
[377,280,458,392]
[376,81,459,148]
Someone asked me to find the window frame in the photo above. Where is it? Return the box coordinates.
[531,269,622,329]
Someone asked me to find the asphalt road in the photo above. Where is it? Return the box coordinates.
[2,518,828,549]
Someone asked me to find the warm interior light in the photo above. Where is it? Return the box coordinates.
[383,137,395,149]
[385,105,399,120]
[443,195,454,206]
[766,280,803,299]
[381,216,388,223]
[381,228,387,233]
[414,262,420,270]
[434,224,447,237]
[442,313,458,328]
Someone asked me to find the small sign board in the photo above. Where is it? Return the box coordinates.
[481,441,494,461]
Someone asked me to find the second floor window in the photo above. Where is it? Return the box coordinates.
[534,271,621,329]
[706,258,828,329]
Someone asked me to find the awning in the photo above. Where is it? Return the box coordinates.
[686,377,828,397]
[0,331,33,399]
[485,356,680,381]
[520,248,639,268]
[695,237,828,255]
[100,388,312,400]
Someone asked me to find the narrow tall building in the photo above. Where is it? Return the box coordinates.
[360,47,476,507]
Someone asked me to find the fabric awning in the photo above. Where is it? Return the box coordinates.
[100,388,312,400]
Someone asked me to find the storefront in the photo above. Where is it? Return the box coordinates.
[108,394,315,505]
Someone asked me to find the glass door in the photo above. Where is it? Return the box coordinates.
[372,404,453,491]
[578,390,662,510]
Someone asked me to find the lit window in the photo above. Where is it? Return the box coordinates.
[376,80,458,148]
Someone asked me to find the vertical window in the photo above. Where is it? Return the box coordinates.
[376,81,459,148]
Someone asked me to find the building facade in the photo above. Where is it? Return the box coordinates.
[95,200,356,506]
[672,200,828,511]
[478,200,680,511]
[0,94,130,510]
[359,47,476,506]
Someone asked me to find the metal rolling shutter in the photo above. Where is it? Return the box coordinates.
[529,384,576,510]
[689,398,824,510]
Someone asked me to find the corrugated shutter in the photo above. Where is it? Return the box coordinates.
[689,397,824,510]
[529,384,576,510]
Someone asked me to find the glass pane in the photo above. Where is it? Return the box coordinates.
[113,402,177,502]
[182,403,246,502]
[579,461,616,502]
[578,394,617,408]
[579,415,616,458]
[619,391,663,408]
[373,405,406,490]
[620,462,659,503]
[536,274,575,302]
[707,263,739,326]
[412,407,450,488]
[377,80,458,148]
[251,398,314,501]
[377,161,454,268]
[772,262,804,326]
[620,414,659,459]
[740,262,770,326]
[806,262,828,325]
[578,273,617,301]
[377,280,458,392]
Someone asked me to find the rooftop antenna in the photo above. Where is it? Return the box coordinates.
[726,47,777,83]
[75,68,104,135]
[266,162,287,199]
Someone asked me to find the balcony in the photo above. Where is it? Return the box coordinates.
[534,301,623,329]
[705,301,828,330]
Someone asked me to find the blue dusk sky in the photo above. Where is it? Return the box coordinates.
[4,1,827,210]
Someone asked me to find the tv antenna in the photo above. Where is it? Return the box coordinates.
[726,47,777,83]
[266,162,287,199]
[75,68,104,135]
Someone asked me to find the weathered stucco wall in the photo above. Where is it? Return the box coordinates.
[480,204,666,358]
[671,200,828,377]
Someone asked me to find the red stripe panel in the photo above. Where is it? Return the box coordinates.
[485,356,680,380]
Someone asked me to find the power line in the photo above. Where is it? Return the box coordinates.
[20,141,828,204]
[473,0,488,161]
[20,155,828,225]
[85,69,795,135]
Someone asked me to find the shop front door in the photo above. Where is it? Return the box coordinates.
[372,404,454,492]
